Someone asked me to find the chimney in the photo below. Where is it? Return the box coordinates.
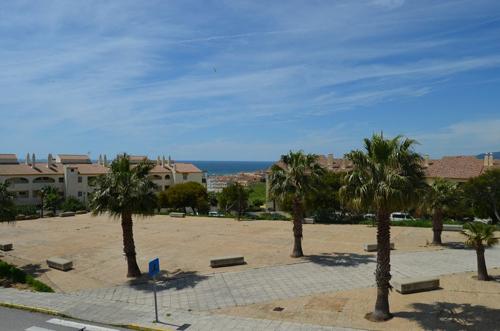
[98,154,103,166]
[489,152,494,167]
[31,153,36,168]
[484,153,489,166]
[47,153,52,168]
[168,155,172,166]
[103,154,108,166]
[157,156,161,166]
[327,153,334,168]
[26,153,31,165]
[161,156,165,167]
[424,154,429,168]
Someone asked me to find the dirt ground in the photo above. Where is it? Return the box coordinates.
[218,268,500,331]
[0,214,465,292]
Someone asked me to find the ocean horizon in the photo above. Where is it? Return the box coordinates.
[181,160,274,175]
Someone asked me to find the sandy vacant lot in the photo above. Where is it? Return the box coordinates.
[219,268,500,331]
[0,214,465,292]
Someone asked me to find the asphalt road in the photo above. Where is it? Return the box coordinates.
[0,306,130,331]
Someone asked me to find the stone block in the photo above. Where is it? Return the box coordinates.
[0,243,13,251]
[304,218,315,224]
[75,210,87,215]
[443,224,463,232]
[210,256,245,268]
[363,242,395,252]
[60,211,76,217]
[47,257,73,271]
[393,277,440,294]
[169,212,185,218]
[15,214,26,220]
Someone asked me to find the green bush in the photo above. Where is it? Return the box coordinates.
[61,197,86,212]
[0,260,53,292]
[15,205,37,216]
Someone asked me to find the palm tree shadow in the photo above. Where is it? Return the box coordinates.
[304,252,375,267]
[128,270,209,292]
[395,302,500,330]
[20,263,50,277]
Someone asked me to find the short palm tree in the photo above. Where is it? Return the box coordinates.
[340,134,425,321]
[89,154,157,278]
[269,151,325,257]
[421,179,459,245]
[462,222,498,281]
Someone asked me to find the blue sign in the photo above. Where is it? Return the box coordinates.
[148,258,160,278]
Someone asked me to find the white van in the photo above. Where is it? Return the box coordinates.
[390,212,414,222]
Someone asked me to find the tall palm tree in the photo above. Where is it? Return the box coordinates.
[0,182,16,222]
[421,179,459,245]
[340,134,425,321]
[89,154,157,278]
[462,222,498,281]
[269,151,325,257]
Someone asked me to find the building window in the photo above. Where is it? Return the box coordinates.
[78,191,83,197]
[5,177,29,185]
[183,174,188,180]
[78,176,82,183]
[33,177,55,183]
[165,175,170,180]
[164,185,170,190]
[59,177,64,183]
[17,191,29,198]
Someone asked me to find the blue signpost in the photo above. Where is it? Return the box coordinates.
[149,258,160,322]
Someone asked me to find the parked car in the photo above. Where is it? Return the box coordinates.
[474,217,493,224]
[364,213,376,220]
[208,211,224,217]
[390,212,414,222]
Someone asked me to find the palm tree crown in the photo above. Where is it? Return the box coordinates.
[463,222,498,249]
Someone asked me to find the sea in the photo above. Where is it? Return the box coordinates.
[180,161,274,175]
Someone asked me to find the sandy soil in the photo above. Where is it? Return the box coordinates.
[0,214,465,292]
[218,268,500,331]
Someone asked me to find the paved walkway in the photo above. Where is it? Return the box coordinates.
[73,247,500,311]
[1,246,499,330]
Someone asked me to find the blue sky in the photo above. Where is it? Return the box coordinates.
[1,0,499,161]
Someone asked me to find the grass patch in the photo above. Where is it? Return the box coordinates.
[0,260,53,292]
[248,182,266,206]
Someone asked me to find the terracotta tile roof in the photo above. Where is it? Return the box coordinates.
[174,163,202,173]
[56,154,91,164]
[0,163,64,176]
[75,164,109,175]
[0,154,19,164]
[269,155,353,173]
[150,164,173,174]
[424,156,485,180]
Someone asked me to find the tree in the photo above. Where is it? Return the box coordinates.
[218,183,249,220]
[421,179,460,245]
[42,186,61,214]
[464,169,500,224]
[166,182,208,214]
[340,134,425,321]
[269,151,325,257]
[0,182,16,222]
[462,222,498,281]
[304,171,343,222]
[89,154,157,278]
[61,196,86,212]
[156,190,169,212]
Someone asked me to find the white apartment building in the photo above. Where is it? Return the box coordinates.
[0,153,203,206]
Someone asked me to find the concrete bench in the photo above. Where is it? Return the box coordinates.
[304,217,315,224]
[75,210,87,215]
[44,211,54,218]
[363,242,395,252]
[210,256,245,268]
[443,224,463,232]
[60,211,76,217]
[0,243,13,251]
[47,257,73,271]
[393,277,440,294]
[169,212,185,218]
[15,214,26,220]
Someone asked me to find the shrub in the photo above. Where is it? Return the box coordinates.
[15,205,37,216]
[0,260,53,292]
[61,197,86,212]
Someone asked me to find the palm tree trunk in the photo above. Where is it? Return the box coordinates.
[369,211,393,321]
[121,212,141,278]
[40,196,44,218]
[432,210,443,245]
[291,198,304,258]
[476,246,489,281]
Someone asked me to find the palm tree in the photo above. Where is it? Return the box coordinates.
[0,182,16,222]
[462,222,498,281]
[421,179,459,245]
[269,151,325,257]
[340,134,425,321]
[89,154,157,278]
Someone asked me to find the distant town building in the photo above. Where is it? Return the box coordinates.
[207,171,265,192]
[0,153,203,205]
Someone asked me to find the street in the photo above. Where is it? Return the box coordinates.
[0,306,130,331]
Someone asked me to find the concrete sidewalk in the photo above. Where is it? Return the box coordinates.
[0,288,358,331]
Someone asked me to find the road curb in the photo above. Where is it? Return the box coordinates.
[121,323,174,331]
[0,301,67,317]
